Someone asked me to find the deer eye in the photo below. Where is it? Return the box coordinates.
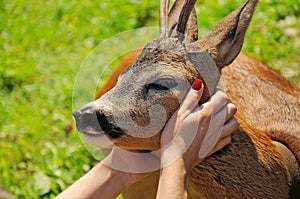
[144,78,178,98]
[147,83,169,91]
[148,78,178,91]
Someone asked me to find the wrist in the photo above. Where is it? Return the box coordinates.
[125,171,150,187]
[161,158,188,183]
[96,163,133,191]
[106,166,149,188]
[170,158,189,190]
[157,158,189,199]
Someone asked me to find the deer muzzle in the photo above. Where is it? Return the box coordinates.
[73,106,125,139]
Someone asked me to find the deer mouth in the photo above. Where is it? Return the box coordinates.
[80,130,117,149]
[74,118,125,149]
[80,129,105,136]
[79,131,107,144]
[95,111,125,139]
[77,123,125,140]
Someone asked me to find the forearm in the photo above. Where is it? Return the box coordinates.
[56,163,132,199]
[156,158,189,199]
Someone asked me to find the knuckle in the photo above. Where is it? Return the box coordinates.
[203,102,213,113]
[218,90,228,102]
[201,112,212,123]
[230,103,237,112]
[177,109,183,118]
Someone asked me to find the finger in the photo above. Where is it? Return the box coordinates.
[204,103,227,132]
[208,90,228,114]
[208,135,232,157]
[178,80,204,119]
[214,136,232,152]
[199,118,238,158]
[196,103,227,159]
[223,103,237,123]
[219,118,239,139]
[211,102,237,125]
[196,102,236,136]
[161,82,204,145]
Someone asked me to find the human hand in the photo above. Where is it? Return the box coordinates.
[101,147,159,184]
[160,79,238,170]
[101,79,238,183]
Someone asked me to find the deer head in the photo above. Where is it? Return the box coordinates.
[73,0,258,151]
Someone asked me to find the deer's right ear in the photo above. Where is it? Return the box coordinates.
[197,0,258,69]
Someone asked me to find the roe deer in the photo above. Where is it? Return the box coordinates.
[74,0,300,198]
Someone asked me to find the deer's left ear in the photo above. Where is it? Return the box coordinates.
[197,0,258,69]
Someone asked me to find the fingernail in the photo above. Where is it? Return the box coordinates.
[192,79,203,90]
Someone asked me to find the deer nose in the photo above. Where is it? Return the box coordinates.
[72,110,103,133]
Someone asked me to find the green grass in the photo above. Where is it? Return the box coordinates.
[0,0,299,198]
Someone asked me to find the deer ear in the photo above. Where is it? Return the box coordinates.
[197,0,258,69]
[168,0,198,42]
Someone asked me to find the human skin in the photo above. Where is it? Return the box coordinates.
[56,81,237,199]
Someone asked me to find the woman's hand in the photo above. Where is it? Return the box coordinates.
[156,79,238,199]
[101,147,159,184]
[102,79,238,182]
[160,79,238,170]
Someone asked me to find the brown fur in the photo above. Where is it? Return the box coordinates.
[190,115,289,198]
[95,50,300,163]
[73,0,300,198]
[219,52,300,163]
[94,49,297,198]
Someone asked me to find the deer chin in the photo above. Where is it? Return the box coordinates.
[81,130,117,148]
[112,131,162,151]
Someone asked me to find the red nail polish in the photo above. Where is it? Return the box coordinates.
[192,79,203,90]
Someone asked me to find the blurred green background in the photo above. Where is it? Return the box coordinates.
[1,0,299,198]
